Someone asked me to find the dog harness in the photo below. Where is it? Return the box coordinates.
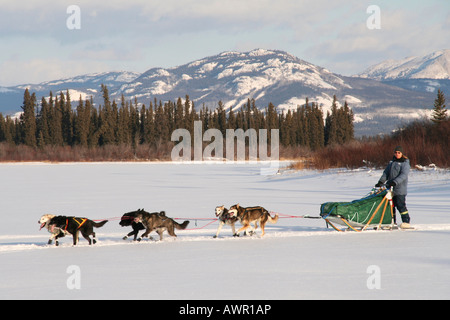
[64,218,88,231]
[222,212,237,223]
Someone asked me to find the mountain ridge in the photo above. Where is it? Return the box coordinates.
[0,48,439,136]
[358,49,450,80]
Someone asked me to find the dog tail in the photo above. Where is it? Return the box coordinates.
[174,220,190,230]
[93,220,108,228]
[267,211,278,224]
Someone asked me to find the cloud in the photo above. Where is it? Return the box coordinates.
[303,1,450,75]
[0,57,110,86]
[0,0,448,85]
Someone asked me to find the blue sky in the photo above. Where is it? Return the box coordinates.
[0,0,449,86]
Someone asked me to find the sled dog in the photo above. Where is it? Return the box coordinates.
[133,209,189,241]
[119,209,147,241]
[48,215,108,245]
[229,204,278,237]
[38,214,69,246]
[213,205,239,238]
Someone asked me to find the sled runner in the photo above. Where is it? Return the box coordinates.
[320,187,395,232]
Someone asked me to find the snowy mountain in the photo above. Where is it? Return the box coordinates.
[0,49,437,136]
[357,49,450,97]
[0,71,140,114]
[116,49,352,112]
[358,49,450,80]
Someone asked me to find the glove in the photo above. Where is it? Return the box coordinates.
[375,181,383,188]
[386,180,396,188]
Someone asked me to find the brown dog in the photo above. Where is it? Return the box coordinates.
[133,209,189,241]
[229,204,278,237]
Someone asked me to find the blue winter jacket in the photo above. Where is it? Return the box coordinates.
[379,157,410,196]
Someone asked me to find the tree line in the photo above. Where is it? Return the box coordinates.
[0,85,354,153]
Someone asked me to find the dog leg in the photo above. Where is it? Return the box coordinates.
[52,230,65,246]
[137,228,152,242]
[250,221,259,235]
[260,223,266,237]
[139,231,149,241]
[167,225,176,238]
[123,230,133,240]
[80,230,92,245]
[48,230,61,245]
[235,224,250,237]
[73,231,79,246]
[53,233,60,246]
[214,221,224,238]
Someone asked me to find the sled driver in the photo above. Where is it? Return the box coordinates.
[375,146,411,229]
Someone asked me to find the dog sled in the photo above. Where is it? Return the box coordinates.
[320,187,395,232]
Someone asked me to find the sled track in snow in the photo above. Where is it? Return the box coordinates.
[1,224,450,254]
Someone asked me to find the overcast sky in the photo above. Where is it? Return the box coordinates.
[0,0,449,86]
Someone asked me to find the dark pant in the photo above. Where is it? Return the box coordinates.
[393,195,410,224]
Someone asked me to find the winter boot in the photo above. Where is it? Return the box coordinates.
[400,222,411,229]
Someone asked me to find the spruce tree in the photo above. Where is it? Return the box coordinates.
[36,96,51,147]
[184,95,194,136]
[324,96,354,146]
[153,100,169,145]
[342,101,354,142]
[0,113,5,142]
[295,103,307,147]
[4,116,15,144]
[228,106,236,129]
[175,97,184,130]
[217,101,227,134]
[61,90,74,145]
[327,95,339,145]
[139,104,147,144]
[311,103,324,150]
[98,85,116,145]
[236,107,244,131]
[144,101,155,145]
[88,98,100,147]
[432,89,447,123]
[74,95,90,147]
[266,102,278,130]
[20,89,37,147]
[324,110,331,146]
[116,94,131,145]
[51,93,64,146]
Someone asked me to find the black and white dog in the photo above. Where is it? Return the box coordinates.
[38,214,69,246]
[213,206,239,238]
[48,215,108,245]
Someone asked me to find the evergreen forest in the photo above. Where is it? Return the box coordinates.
[0,85,354,157]
[1,85,447,168]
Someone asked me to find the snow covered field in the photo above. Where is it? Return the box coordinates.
[0,161,449,300]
